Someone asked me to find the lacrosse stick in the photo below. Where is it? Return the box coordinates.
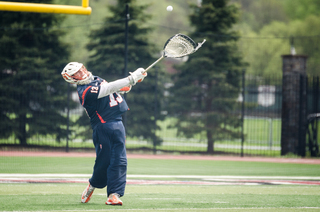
[144,33,206,72]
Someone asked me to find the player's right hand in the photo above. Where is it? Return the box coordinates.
[129,68,147,85]
[138,71,147,83]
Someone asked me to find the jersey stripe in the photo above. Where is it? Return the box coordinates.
[81,86,92,105]
[96,111,106,123]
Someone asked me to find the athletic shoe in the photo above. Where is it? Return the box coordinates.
[106,193,123,206]
[81,183,95,203]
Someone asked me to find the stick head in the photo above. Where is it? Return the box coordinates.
[163,33,206,58]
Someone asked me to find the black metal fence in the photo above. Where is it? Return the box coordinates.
[306,77,320,157]
[2,73,319,157]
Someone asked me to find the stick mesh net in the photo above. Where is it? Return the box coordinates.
[163,34,206,58]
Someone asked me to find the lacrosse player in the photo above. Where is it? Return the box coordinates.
[61,62,147,205]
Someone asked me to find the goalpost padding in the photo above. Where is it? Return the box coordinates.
[0,0,91,15]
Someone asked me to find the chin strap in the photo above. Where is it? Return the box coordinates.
[77,73,94,85]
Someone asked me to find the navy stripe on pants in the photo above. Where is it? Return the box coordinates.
[89,121,127,197]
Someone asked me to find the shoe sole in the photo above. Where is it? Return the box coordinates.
[106,201,122,206]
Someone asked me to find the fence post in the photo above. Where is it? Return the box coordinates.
[122,3,129,129]
[241,69,245,157]
[281,55,308,156]
[66,83,70,152]
[153,67,158,154]
[298,75,307,157]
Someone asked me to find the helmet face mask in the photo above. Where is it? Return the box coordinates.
[71,66,89,81]
[61,62,93,85]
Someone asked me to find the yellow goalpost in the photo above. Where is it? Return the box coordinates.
[0,0,91,15]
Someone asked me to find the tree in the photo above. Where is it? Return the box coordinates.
[231,0,288,32]
[283,0,320,21]
[81,0,166,145]
[168,0,246,154]
[240,21,292,78]
[292,16,320,76]
[242,16,320,77]
[0,0,72,145]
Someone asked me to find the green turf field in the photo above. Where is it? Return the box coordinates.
[1,184,320,212]
[1,157,319,176]
[0,156,319,211]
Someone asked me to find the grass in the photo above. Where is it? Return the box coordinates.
[0,155,320,211]
[1,184,320,211]
[1,156,320,176]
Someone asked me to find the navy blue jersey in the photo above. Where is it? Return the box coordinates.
[77,76,129,129]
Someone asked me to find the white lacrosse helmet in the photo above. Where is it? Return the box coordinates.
[61,62,93,85]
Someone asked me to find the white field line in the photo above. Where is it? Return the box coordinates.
[1,174,320,185]
[0,174,320,180]
[0,174,91,178]
[2,207,320,212]
[128,175,320,180]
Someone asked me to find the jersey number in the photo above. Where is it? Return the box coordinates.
[109,93,123,107]
[90,86,99,93]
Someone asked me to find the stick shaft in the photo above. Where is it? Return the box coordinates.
[144,55,164,72]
